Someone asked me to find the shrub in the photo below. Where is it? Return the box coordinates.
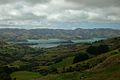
[87,45,109,55]
[73,53,89,63]
[66,66,74,72]
[49,67,58,74]
[0,66,12,80]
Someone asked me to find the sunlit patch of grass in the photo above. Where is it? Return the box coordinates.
[11,71,42,80]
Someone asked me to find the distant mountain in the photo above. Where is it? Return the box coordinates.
[0,28,120,41]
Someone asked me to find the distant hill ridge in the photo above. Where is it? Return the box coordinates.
[0,28,120,42]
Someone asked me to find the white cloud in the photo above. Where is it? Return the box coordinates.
[0,0,120,29]
[47,9,120,22]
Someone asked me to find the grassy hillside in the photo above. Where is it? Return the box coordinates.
[0,37,120,80]
[38,49,120,80]
[50,56,74,68]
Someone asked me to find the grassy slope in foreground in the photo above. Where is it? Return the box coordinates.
[38,49,120,80]
[11,71,41,80]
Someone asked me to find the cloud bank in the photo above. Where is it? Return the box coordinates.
[0,0,120,29]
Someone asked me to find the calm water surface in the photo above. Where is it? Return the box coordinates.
[26,38,105,48]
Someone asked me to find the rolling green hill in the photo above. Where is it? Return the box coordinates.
[0,37,120,80]
[38,49,120,80]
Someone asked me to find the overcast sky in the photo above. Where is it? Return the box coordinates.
[0,0,120,29]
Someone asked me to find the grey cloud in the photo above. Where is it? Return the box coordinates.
[0,0,21,4]
[0,0,120,23]
[0,0,50,4]
[25,0,50,4]
[66,0,120,8]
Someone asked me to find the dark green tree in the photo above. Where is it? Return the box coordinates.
[73,53,89,63]
[87,45,109,55]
